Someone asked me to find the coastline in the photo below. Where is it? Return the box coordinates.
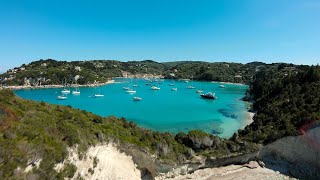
[241,111,255,129]
[0,80,116,90]
[211,81,246,86]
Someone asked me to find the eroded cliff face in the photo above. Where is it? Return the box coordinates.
[259,126,320,179]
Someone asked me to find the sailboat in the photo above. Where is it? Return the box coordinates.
[72,83,80,95]
[151,85,160,90]
[61,78,70,94]
[93,84,104,97]
[186,77,195,89]
[168,79,175,86]
[126,79,137,93]
[126,89,136,94]
[133,97,142,101]
[57,94,67,100]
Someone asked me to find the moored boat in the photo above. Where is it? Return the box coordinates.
[186,86,195,89]
[133,97,142,101]
[219,84,225,88]
[196,90,203,93]
[126,89,136,94]
[57,95,67,100]
[94,94,104,97]
[61,89,70,94]
[171,88,178,91]
[151,86,160,90]
[72,90,80,95]
[200,92,217,100]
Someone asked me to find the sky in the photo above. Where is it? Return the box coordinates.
[0,0,320,72]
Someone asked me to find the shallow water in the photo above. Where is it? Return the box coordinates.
[14,78,248,138]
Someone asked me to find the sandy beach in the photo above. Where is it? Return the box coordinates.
[0,80,116,90]
[54,144,141,180]
[241,111,255,129]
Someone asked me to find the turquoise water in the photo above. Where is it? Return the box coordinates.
[14,78,249,138]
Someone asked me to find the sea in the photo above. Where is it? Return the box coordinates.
[14,78,249,138]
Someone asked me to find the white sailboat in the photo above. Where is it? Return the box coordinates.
[57,95,67,100]
[61,78,70,94]
[186,77,195,89]
[126,89,136,94]
[72,84,80,95]
[133,97,142,101]
[93,84,104,97]
[94,94,104,97]
[151,86,160,90]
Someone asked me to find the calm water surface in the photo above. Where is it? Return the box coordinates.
[14,78,249,138]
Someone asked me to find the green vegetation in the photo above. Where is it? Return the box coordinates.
[239,65,320,144]
[2,59,319,178]
[0,59,261,86]
[0,89,256,179]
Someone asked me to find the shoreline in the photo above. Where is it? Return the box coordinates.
[211,81,247,86]
[0,80,116,90]
[241,111,255,129]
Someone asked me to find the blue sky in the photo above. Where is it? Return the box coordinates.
[0,0,319,71]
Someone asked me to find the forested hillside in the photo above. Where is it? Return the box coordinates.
[0,59,262,86]
[239,65,320,144]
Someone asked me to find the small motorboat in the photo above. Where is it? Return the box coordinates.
[196,90,203,93]
[171,88,178,91]
[200,92,217,100]
[123,87,130,90]
[57,95,67,100]
[186,86,195,89]
[94,94,104,98]
[168,83,175,86]
[219,85,225,88]
[126,89,136,94]
[133,84,138,87]
[184,80,189,83]
[151,86,160,90]
[157,82,162,84]
[61,89,70,94]
[133,97,142,101]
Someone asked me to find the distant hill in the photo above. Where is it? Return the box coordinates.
[0,59,264,86]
